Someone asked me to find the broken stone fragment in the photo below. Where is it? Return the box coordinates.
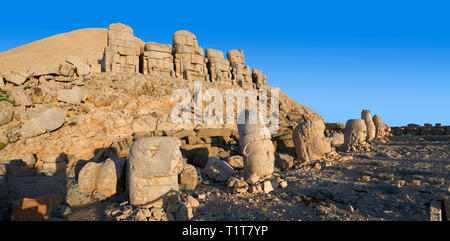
[226,176,249,193]
[65,56,91,76]
[0,103,14,126]
[59,62,75,77]
[202,157,235,182]
[178,162,198,190]
[57,87,88,105]
[226,155,244,169]
[20,108,65,138]
[263,180,274,194]
[10,88,33,107]
[275,153,294,170]
[4,70,28,86]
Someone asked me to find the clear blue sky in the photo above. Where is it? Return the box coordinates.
[1,0,449,126]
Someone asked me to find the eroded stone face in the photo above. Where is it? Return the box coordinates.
[128,137,183,208]
[292,119,331,163]
[237,110,275,178]
[344,119,367,149]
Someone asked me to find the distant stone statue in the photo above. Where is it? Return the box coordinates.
[343,119,367,151]
[127,137,183,208]
[172,30,208,81]
[141,42,174,78]
[227,49,253,89]
[205,48,232,83]
[292,119,331,163]
[237,109,275,179]
[103,23,142,73]
[372,114,387,139]
[361,109,376,140]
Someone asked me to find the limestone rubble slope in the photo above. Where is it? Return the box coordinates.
[0,72,322,163]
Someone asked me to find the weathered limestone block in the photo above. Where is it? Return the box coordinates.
[78,162,102,193]
[57,87,88,105]
[343,119,367,150]
[104,23,142,73]
[59,62,75,77]
[292,119,331,163]
[227,49,252,88]
[65,56,91,76]
[128,137,183,207]
[4,70,28,86]
[178,162,198,190]
[372,114,386,139]
[252,68,267,89]
[141,42,174,77]
[226,155,244,169]
[26,66,59,78]
[97,158,127,197]
[172,30,208,81]
[203,157,235,182]
[10,89,33,107]
[205,48,232,83]
[20,108,65,138]
[361,109,376,140]
[275,153,294,170]
[0,103,14,126]
[237,110,275,179]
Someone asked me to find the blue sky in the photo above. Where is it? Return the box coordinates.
[1,0,449,126]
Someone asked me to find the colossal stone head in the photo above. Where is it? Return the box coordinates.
[292,119,331,163]
[172,30,199,51]
[227,49,245,65]
[237,110,275,178]
[127,137,183,207]
[344,119,367,149]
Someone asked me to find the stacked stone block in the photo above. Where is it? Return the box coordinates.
[104,23,141,73]
[141,42,174,77]
[172,30,208,81]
